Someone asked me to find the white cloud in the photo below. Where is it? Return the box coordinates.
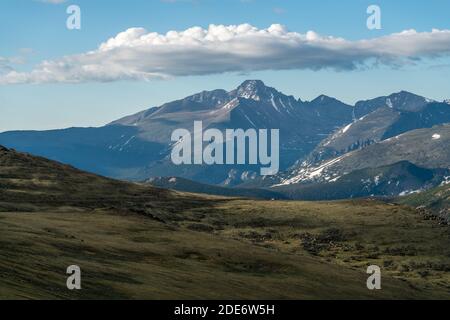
[0,56,25,75]
[0,58,13,75]
[2,24,450,84]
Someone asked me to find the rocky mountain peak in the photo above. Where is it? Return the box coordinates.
[384,91,431,111]
[311,95,340,105]
[186,89,229,106]
[233,80,279,101]
[237,79,266,91]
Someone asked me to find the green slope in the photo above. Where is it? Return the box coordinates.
[0,146,449,299]
[398,182,450,223]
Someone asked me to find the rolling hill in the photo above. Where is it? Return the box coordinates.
[399,181,450,223]
[0,145,449,299]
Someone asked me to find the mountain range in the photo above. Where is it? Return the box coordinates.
[1,80,449,201]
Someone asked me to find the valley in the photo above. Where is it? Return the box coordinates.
[0,146,449,299]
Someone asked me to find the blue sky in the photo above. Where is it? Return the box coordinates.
[1,0,449,131]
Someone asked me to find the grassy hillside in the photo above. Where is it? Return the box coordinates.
[398,182,450,223]
[0,145,207,215]
[0,146,449,299]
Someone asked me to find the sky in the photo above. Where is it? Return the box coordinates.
[0,0,450,132]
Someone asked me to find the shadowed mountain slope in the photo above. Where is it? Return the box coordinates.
[0,80,353,185]
[278,125,450,186]
[274,161,449,201]
[304,92,449,165]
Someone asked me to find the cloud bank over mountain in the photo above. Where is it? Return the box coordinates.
[0,56,22,75]
[2,24,450,84]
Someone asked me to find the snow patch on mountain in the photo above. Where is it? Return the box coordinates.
[342,123,352,134]
[440,176,450,186]
[222,98,239,110]
[270,92,279,112]
[374,175,381,186]
[274,154,348,186]
[108,135,136,152]
[279,98,286,109]
[386,98,394,109]
[399,189,423,196]
[440,175,450,186]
